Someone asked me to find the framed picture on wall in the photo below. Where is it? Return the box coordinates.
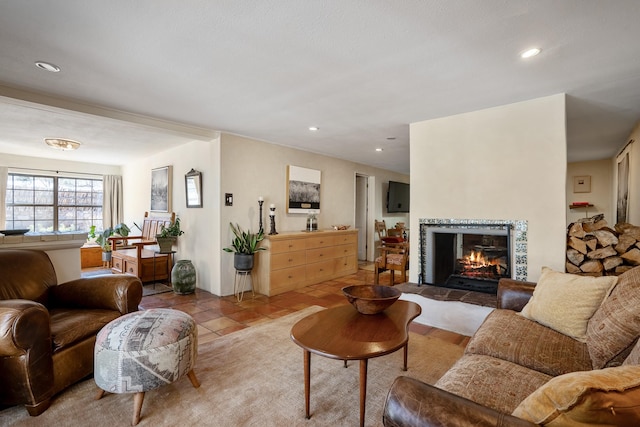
[573,175,591,193]
[151,166,172,212]
[287,165,321,214]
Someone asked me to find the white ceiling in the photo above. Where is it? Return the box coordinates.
[1,0,640,174]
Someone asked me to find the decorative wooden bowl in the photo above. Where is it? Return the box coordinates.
[342,285,401,315]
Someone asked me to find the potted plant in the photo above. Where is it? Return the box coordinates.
[95,223,131,263]
[156,217,184,253]
[223,223,265,271]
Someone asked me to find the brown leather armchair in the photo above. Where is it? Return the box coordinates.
[0,249,142,416]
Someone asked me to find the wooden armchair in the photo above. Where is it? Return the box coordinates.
[374,244,409,286]
[375,219,405,248]
[110,212,175,283]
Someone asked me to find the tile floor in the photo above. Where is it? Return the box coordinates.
[132,264,470,349]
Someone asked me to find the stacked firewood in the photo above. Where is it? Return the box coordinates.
[566,214,640,276]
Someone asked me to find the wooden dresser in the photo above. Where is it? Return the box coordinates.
[254,229,358,296]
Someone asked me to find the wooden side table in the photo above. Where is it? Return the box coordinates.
[290,301,421,427]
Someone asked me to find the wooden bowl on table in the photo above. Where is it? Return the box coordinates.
[342,285,401,315]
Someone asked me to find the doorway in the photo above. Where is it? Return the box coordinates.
[355,174,374,261]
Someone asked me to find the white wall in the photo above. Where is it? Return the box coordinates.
[219,133,408,295]
[410,94,568,282]
[121,137,221,294]
[566,159,613,225]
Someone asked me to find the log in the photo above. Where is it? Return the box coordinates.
[566,261,582,274]
[566,248,585,266]
[616,265,634,274]
[602,256,624,271]
[615,234,637,254]
[620,224,640,241]
[582,220,609,233]
[587,246,617,260]
[567,236,588,254]
[584,236,598,251]
[580,260,603,273]
[568,222,586,238]
[589,229,619,247]
[621,248,640,266]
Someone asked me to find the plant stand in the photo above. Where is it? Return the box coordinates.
[233,270,254,302]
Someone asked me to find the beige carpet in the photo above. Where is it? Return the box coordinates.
[0,306,463,427]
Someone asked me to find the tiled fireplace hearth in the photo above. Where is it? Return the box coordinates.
[419,218,528,293]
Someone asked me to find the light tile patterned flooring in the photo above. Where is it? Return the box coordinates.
[132,264,470,349]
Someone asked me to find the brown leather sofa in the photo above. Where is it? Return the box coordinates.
[383,270,640,426]
[0,249,143,416]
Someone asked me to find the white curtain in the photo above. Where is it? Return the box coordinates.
[0,167,7,228]
[103,175,123,228]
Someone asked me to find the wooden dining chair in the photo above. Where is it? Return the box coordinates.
[374,244,409,286]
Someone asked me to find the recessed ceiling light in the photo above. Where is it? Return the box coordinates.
[44,138,81,150]
[35,61,61,72]
[520,48,541,59]
[375,148,383,152]
[308,126,319,131]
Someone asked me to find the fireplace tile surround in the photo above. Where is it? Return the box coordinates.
[419,218,529,287]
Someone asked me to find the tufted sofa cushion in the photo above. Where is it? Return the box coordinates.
[465,309,593,377]
[435,354,552,414]
[586,265,640,369]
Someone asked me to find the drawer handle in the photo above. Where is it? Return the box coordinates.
[288,275,293,279]
[319,268,324,272]
[288,258,293,262]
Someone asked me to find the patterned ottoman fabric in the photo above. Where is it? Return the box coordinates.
[94,308,198,394]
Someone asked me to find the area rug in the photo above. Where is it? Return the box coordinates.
[142,283,173,296]
[0,306,464,427]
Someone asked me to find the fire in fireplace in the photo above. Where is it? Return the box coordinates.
[420,219,528,295]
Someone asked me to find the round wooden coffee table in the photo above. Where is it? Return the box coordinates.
[290,300,421,427]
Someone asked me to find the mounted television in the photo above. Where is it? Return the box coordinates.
[387,181,410,213]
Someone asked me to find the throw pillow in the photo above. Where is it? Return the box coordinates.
[512,365,640,425]
[519,267,617,342]
[587,265,640,369]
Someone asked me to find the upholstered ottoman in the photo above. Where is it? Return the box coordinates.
[94,308,200,425]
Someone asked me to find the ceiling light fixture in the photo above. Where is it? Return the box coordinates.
[376,148,383,152]
[35,61,61,72]
[520,48,541,59]
[308,126,319,131]
[44,138,81,151]
[386,137,396,140]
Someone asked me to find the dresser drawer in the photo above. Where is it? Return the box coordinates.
[271,250,306,270]
[270,239,307,254]
[334,255,357,274]
[305,259,335,282]
[305,235,337,249]
[270,266,306,292]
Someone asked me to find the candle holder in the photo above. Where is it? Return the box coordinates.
[258,199,264,233]
[268,206,278,235]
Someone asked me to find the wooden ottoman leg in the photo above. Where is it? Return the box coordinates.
[95,388,106,400]
[132,391,145,426]
[187,369,201,388]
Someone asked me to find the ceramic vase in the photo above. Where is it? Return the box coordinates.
[172,259,196,294]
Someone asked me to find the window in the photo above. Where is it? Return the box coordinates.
[5,173,103,233]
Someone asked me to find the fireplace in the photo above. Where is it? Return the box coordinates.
[420,219,528,294]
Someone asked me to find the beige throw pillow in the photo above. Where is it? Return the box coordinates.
[512,366,640,426]
[519,267,617,342]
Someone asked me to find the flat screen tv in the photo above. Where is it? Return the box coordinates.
[387,181,410,213]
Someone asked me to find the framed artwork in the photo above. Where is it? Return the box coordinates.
[287,165,321,214]
[617,141,633,223]
[573,175,591,193]
[150,166,172,212]
[185,168,202,208]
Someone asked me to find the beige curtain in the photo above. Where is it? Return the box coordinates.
[0,167,7,228]
[103,175,123,228]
